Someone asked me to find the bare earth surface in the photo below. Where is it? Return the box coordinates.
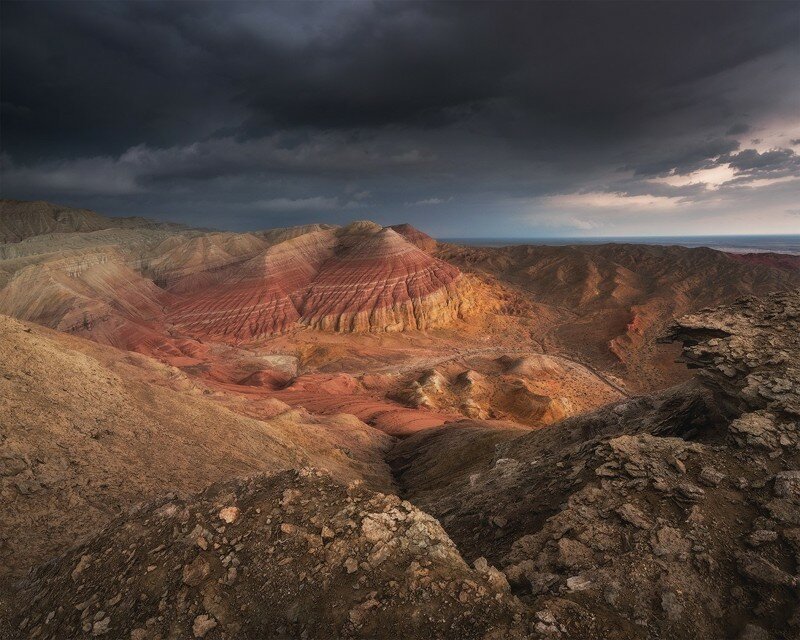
[1,200,799,639]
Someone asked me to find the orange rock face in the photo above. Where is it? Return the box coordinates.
[298,228,463,332]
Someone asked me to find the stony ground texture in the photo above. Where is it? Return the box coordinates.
[7,469,528,640]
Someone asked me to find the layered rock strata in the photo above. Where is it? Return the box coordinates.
[167,230,338,339]
[298,228,465,332]
[168,226,469,341]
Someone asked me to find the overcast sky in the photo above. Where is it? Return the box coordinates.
[2,1,799,236]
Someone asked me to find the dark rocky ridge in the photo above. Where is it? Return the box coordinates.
[388,291,800,639]
[671,292,800,419]
[8,470,527,640]
[0,200,187,243]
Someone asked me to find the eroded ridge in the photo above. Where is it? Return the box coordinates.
[671,292,800,418]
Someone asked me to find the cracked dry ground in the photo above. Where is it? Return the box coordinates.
[2,291,800,640]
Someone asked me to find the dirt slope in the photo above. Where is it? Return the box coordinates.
[0,315,394,587]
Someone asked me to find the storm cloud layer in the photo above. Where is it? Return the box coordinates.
[2,1,799,235]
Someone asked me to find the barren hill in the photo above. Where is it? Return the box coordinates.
[0,315,394,587]
[0,199,185,243]
[388,223,437,253]
[437,241,800,390]
[727,251,800,272]
[166,229,338,338]
[298,227,464,332]
[0,219,474,349]
[2,200,800,638]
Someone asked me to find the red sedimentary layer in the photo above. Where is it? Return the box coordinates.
[389,223,437,253]
[207,371,457,436]
[167,227,466,341]
[299,228,463,332]
[167,230,337,340]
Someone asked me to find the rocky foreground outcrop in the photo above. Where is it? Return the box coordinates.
[8,470,526,640]
[671,291,800,420]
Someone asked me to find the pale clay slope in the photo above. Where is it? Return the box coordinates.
[392,354,624,427]
[0,315,395,586]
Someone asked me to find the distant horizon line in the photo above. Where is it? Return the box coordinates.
[437,233,800,239]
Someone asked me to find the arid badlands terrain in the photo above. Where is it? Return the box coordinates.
[1,199,799,640]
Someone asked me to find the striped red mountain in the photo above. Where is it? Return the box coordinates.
[0,212,469,346]
[167,222,467,339]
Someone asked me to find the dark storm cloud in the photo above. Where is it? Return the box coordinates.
[627,138,742,178]
[604,180,709,201]
[724,148,800,175]
[1,0,799,235]
[726,123,751,136]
